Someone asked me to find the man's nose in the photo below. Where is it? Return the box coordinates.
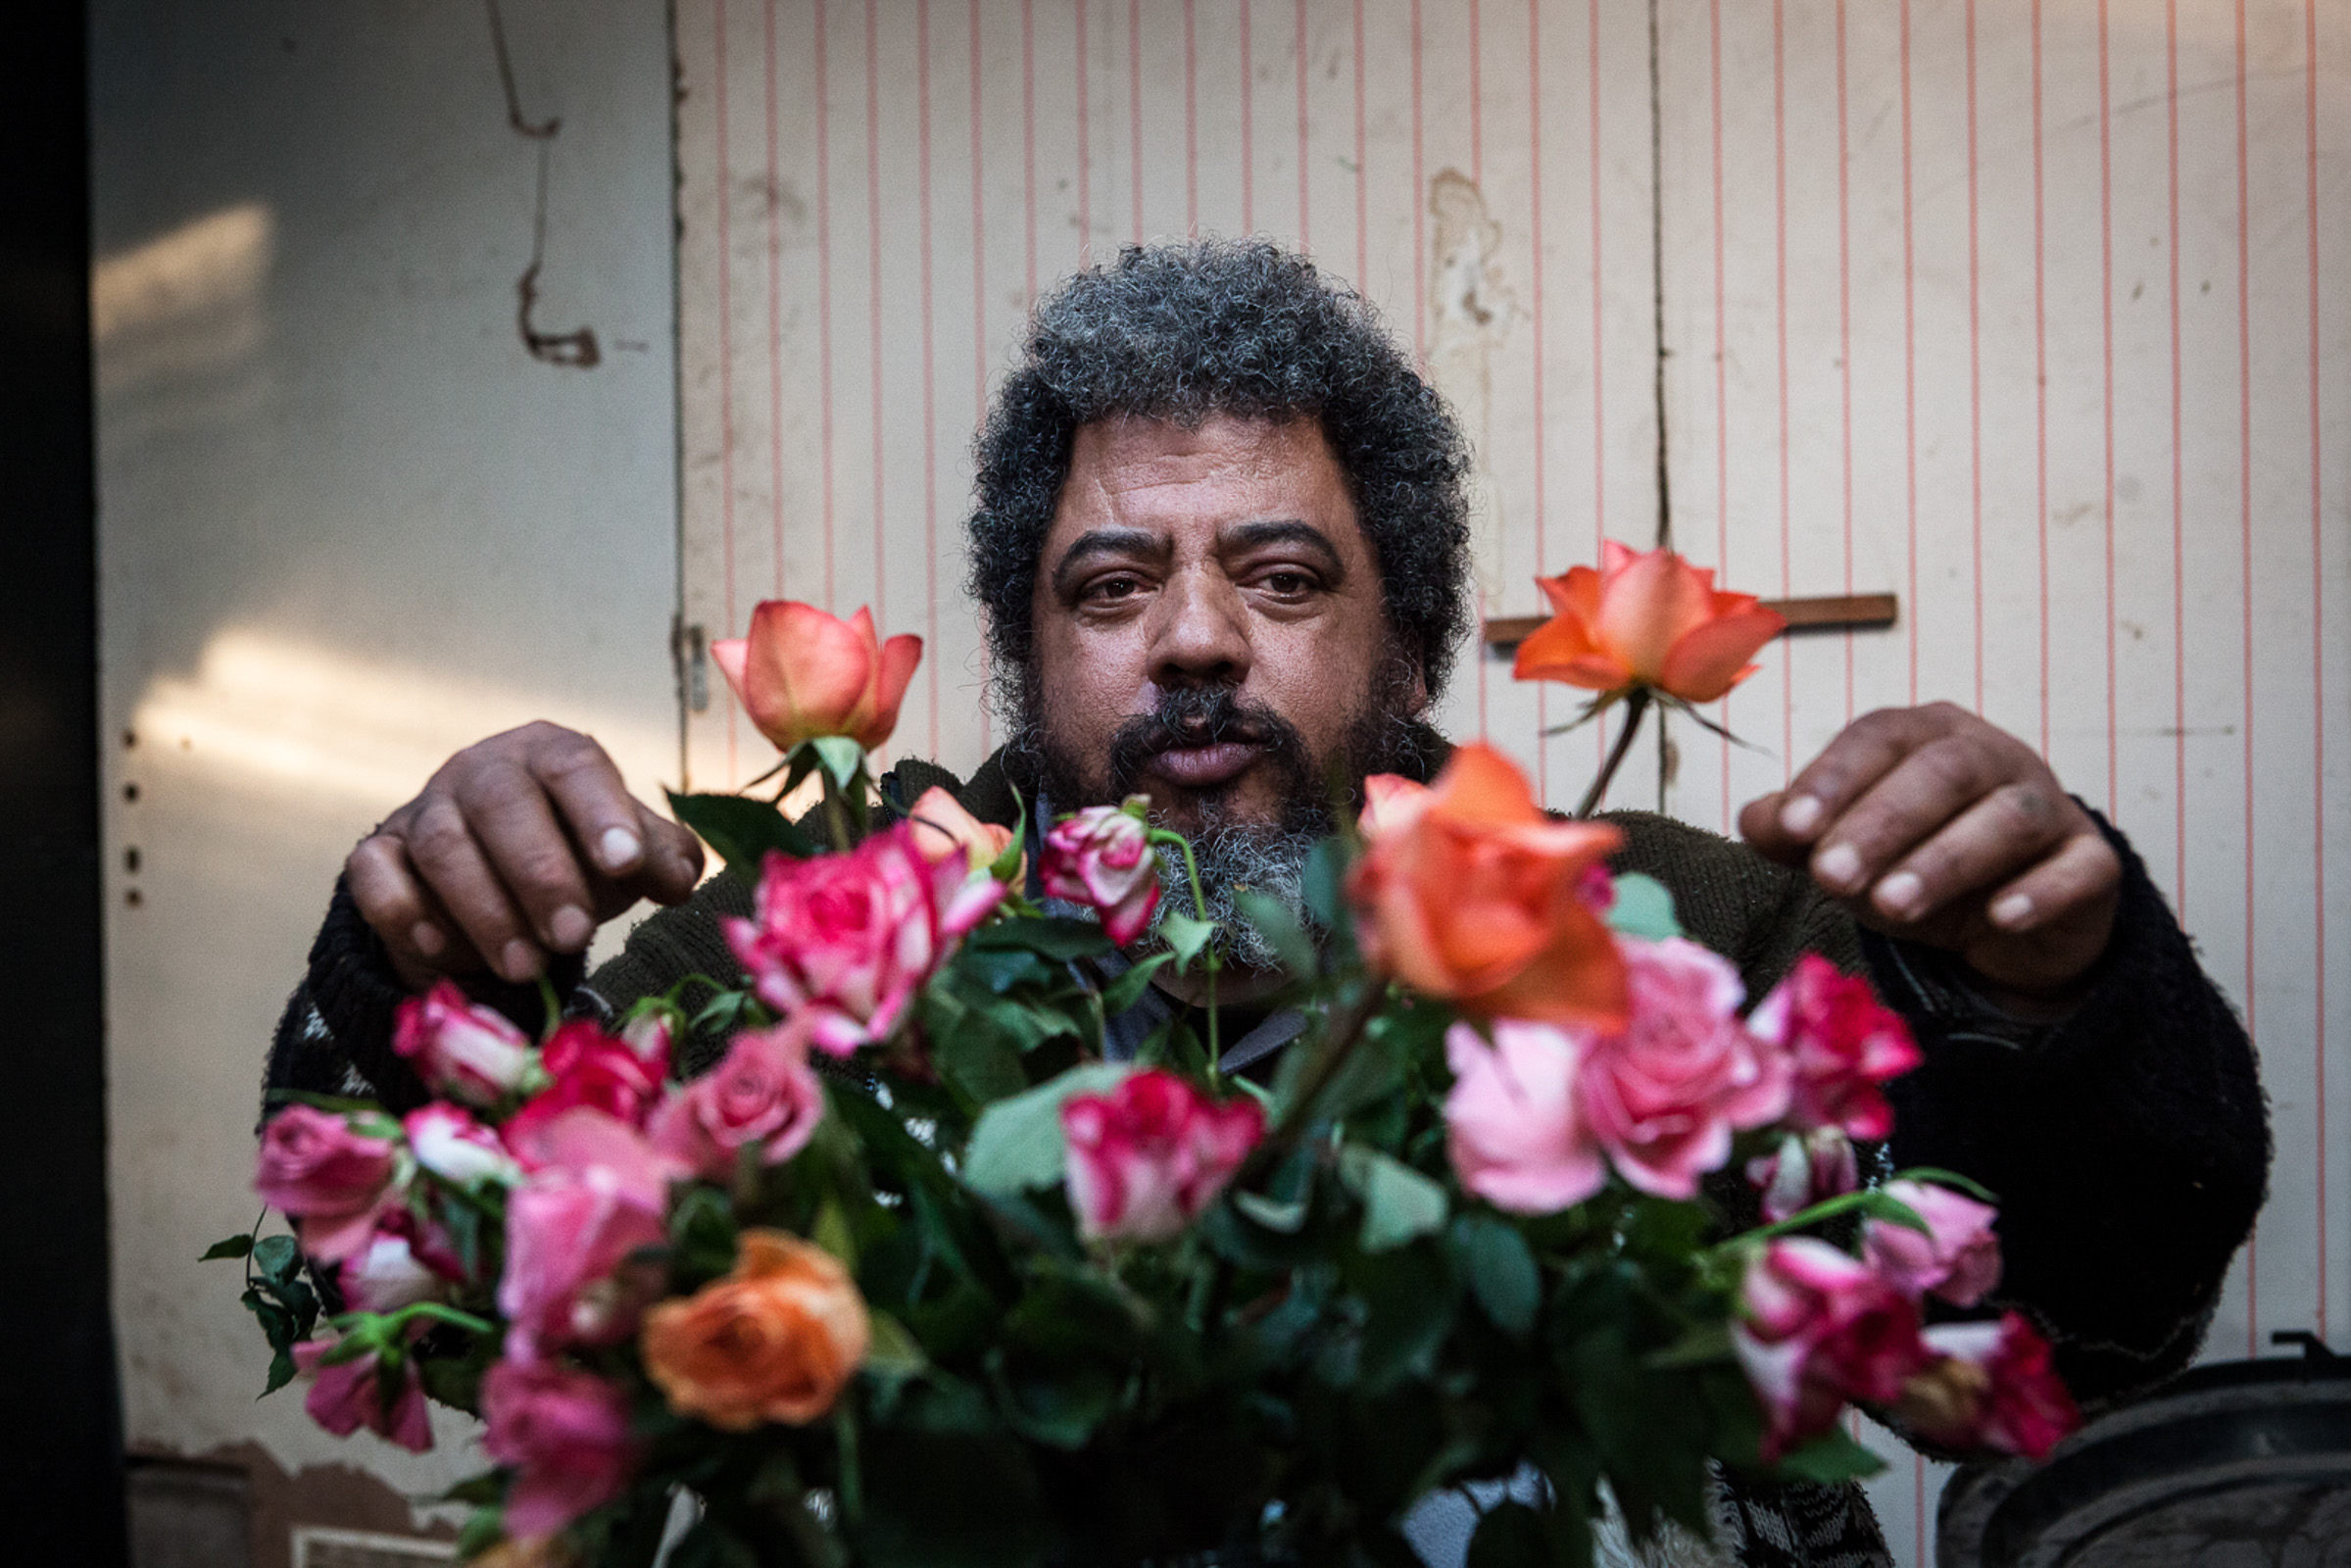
[1145,565,1251,690]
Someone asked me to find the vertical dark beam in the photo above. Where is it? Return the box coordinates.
[0,3,127,1561]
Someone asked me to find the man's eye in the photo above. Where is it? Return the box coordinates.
[1258,570,1316,597]
[1086,575,1144,603]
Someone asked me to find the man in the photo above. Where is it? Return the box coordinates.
[267,240,2266,1567]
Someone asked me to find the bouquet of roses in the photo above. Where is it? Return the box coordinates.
[220,569,2077,1568]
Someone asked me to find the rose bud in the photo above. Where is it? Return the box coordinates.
[1577,938,1789,1200]
[1347,745,1627,1027]
[1443,1019,1608,1214]
[906,784,1022,880]
[391,981,535,1107]
[1734,1237,1933,1461]
[1039,800,1161,948]
[640,1230,871,1429]
[1745,1127,1861,1225]
[1060,1069,1265,1244]
[254,1104,400,1263]
[502,1021,669,1161]
[1863,1180,2003,1307]
[1746,955,1923,1141]
[648,1022,827,1182]
[403,1102,521,1189]
[620,1008,675,1065]
[1895,1311,2080,1460]
[710,599,921,753]
[725,822,1003,1055]
[1513,540,1787,704]
[292,1338,434,1453]
[481,1358,640,1543]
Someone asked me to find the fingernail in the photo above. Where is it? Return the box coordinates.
[1992,892,2034,929]
[548,905,594,949]
[411,921,445,957]
[501,939,542,981]
[1875,870,1924,916]
[1816,843,1862,890]
[1780,795,1824,837]
[599,826,642,870]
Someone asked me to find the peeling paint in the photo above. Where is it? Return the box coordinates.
[1427,169,1516,609]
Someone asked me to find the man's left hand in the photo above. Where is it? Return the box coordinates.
[1738,702,2120,1000]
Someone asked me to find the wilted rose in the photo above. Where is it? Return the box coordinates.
[1514,541,1787,704]
[391,981,536,1106]
[725,822,1004,1056]
[1734,1237,1933,1461]
[1745,1127,1861,1225]
[1747,955,1922,1141]
[255,1104,400,1263]
[1061,1069,1264,1244]
[403,1102,521,1190]
[1577,938,1788,1200]
[1039,800,1161,947]
[502,1021,669,1160]
[1443,1019,1608,1214]
[498,1109,681,1360]
[1347,744,1627,1026]
[482,1357,640,1542]
[1863,1180,2003,1307]
[640,1230,871,1429]
[1895,1312,2079,1460]
[710,600,921,753]
[648,1022,827,1182]
[293,1338,433,1453]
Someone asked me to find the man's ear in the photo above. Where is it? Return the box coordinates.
[1400,653,1430,717]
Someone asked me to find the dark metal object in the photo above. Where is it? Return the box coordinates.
[1937,1339,2351,1567]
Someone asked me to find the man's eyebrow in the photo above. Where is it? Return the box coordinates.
[1224,519,1346,577]
[1051,527,1169,593]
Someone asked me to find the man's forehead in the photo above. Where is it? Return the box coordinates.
[1058,412,1356,527]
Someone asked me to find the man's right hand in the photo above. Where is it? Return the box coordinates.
[347,722,706,990]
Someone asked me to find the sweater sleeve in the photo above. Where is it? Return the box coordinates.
[1871,809,2271,1406]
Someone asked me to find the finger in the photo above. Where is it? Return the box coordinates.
[1982,829,2122,935]
[628,800,707,905]
[1862,780,2075,925]
[348,834,475,978]
[402,797,547,982]
[1738,790,1806,865]
[451,759,602,956]
[1773,707,1949,848]
[1804,734,2005,900]
[526,725,656,879]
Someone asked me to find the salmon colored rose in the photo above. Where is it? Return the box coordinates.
[711,600,922,753]
[905,784,1021,881]
[1347,745,1628,1026]
[640,1230,871,1430]
[1514,541,1787,704]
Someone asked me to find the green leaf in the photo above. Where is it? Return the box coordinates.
[1454,1213,1541,1336]
[1771,1426,1887,1484]
[1232,1190,1311,1234]
[1340,1146,1449,1252]
[456,1506,506,1561]
[1232,889,1317,978]
[1160,911,1219,975]
[1097,953,1173,1017]
[1603,872,1683,941]
[959,1063,1132,1196]
[969,917,1113,962]
[667,788,817,880]
[805,735,867,790]
[865,1310,929,1382]
[1302,837,1352,930]
[1894,1165,2000,1203]
[201,1235,253,1262]
[252,1233,302,1282]
[1641,1322,1734,1372]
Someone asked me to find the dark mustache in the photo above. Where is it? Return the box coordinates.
[1106,687,1302,794]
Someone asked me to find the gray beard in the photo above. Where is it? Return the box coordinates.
[1148,818,1322,972]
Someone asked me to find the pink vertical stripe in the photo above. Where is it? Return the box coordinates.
[715,0,740,782]
[1532,0,1547,803]
[2169,0,2186,906]
[816,0,839,612]
[1023,0,1038,299]
[866,0,886,659]
[1837,0,1853,726]
[2234,0,2260,1353]
[1590,0,1604,779]
[970,0,992,754]
[1130,0,1144,243]
[1714,0,1731,832]
[1077,0,1090,258]
[2033,0,2050,759]
[1467,0,1482,184]
[918,0,940,758]
[1184,0,1199,233]
[1966,0,1984,718]
[2306,0,2329,1343]
[1411,0,1426,359]
[1296,0,1310,250]
[2098,0,2118,816]
[1352,0,1367,287]
[764,0,786,599]
[1901,0,1918,710]
[1774,0,1790,781]
[1241,0,1254,232]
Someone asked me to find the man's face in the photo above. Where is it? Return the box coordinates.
[1028,413,1410,835]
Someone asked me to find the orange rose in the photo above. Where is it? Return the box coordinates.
[1347,745,1628,1025]
[710,601,922,752]
[639,1230,870,1430]
[1513,542,1786,704]
[904,784,1021,881]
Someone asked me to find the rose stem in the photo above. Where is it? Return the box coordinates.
[1574,687,1651,819]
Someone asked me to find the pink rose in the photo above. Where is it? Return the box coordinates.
[1355,773,1431,840]
[1735,1237,1933,1460]
[498,1109,680,1360]
[1744,1127,1861,1224]
[1863,1179,2003,1307]
[392,981,536,1106]
[1040,801,1161,947]
[337,1224,445,1313]
[1896,1312,2079,1460]
[482,1357,639,1543]
[724,822,1004,1056]
[403,1102,521,1189]
[293,1339,433,1452]
[1577,938,1789,1200]
[1746,955,1922,1141]
[1061,1069,1264,1244]
[648,1023,827,1182]
[503,1021,670,1161]
[621,1009,675,1064]
[1443,1020,1608,1214]
[255,1105,401,1263]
